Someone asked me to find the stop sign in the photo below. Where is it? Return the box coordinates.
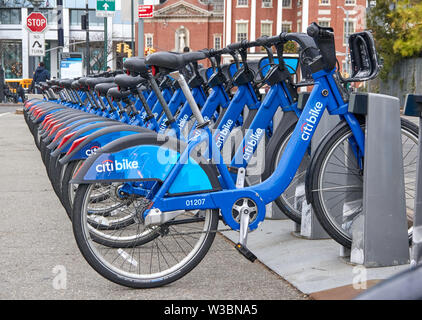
[27,12,47,33]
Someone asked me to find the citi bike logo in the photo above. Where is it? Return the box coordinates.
[95,159,139,173]
[243,128,264,161]
[85,145,100,157]
[215,119,233,148]
[178,114,189,129]
[301,102,324,141]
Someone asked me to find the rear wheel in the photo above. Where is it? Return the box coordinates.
[307,118,418,248]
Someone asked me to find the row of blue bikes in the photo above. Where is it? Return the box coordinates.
[23,23,419,288]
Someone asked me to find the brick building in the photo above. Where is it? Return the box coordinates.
[138,0,367,73]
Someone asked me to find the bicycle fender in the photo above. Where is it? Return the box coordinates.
[70,133,219,195]
[59,125,152,164]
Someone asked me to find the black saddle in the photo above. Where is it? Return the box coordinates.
[86,77,115,90]
[71,80,81,90]
[145,51,207,71]
[95,82,118,96]
[59,79,74,89]
[107,87,130,100]
[114,74,144,90]
[123,58,149,76]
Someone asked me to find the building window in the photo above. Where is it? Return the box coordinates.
[262,0,272,8]
[261,22,272,37]
[345,0,356,5]
[214,34,222,50]
[281,22,292,33]
[344,20,355,44]
[70,9,104,27]
[28,8,57,25]
[282,0,292,8]
[297,20,302,33]
[236,22,248,42]
[237,0,248,7]
[319,0,330,5]
[318,20,330,27]
[0,40,22,79]
[145,34,153,48]
[0,8,21,24]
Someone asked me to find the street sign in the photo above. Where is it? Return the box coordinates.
[60,53,83,79]
[27,12,47,33]
[138,5,153,18]
[29,33,45,57]
[96,0,116,17]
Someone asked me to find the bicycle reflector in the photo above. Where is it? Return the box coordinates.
[151,66,158,76]
[66,136,88,155]
[53,127,70,143]
[57,131,78,149]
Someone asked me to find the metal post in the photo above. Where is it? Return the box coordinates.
[138,0,144,58]
[297,109,335,240]
[131,0,135,52]
[350,93,410,267]
[104,17,108,71]
[0,65,5,103]
[85,0,91,75]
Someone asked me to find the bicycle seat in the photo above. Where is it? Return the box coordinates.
[107,87,130,100]
[146,51,207,71]
[123,57,149,76]
[71,80,81,90]
[78,77,89,89]
[114,74,144,90]
[86,77,115,90]
[95,82,118,97]
[59,79,73,89]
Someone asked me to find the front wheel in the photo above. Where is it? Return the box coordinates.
[307,117,419,248]
[72,183,219,288]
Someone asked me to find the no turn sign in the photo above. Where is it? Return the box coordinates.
[27,12,48,33]
[29,33,45,57]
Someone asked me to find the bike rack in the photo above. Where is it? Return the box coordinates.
[404,94,422,266]
[295,108,338,239]
[344,92,410,267]
[266,108,296,220]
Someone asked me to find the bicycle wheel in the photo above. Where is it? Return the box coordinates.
[307,117,418,248]
[262,122,308,223]
[72,183,219,288]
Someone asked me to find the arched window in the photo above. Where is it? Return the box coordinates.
[175,26,189,52]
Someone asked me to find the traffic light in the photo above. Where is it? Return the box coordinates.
[116,43,124,54]
[123,44,132,58]
[81,14,87,30]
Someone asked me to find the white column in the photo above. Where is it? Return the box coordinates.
[250,0,256,52]
[51,48,58,79]
[302,0,309,33]
[276,0,283,34]
[63,8,70,53]
[22,8,29,79]
[225,0,232,46]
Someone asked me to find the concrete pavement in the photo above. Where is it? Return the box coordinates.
[0,112,306,300]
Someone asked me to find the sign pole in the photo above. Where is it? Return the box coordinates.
[104,17,108,71]
[86,0,90,75]
[138,0,144,58]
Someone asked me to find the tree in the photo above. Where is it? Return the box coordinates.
[367,0,422,79]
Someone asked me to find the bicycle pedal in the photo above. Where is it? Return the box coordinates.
[235,243,257,262]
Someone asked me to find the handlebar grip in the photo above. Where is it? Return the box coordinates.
[307,22,334,39]
[307,23,319,38]
[227,41,244,51]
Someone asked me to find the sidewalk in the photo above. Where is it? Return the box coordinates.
[0,112,305,300]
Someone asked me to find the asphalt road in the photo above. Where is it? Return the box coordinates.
[0,112,306,300]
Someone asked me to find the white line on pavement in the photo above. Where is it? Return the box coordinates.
[0,112,11,118]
